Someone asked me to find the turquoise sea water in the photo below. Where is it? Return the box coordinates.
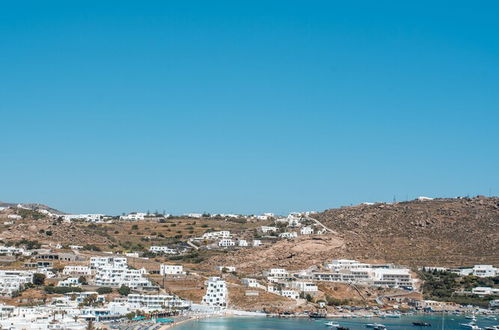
[174,315,498,329]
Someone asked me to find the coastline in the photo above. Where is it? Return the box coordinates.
[160,313,225,329]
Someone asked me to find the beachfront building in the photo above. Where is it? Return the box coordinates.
[313,260,415,289]
[0,270,33,297]
[127,294,190,310]
[149,246,177,254]
[63,265,92,276]
[202,277,228,308]
[160,264,184,276]
[218,239,235,247]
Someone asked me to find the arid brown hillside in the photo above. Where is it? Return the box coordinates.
[314,196,499,267]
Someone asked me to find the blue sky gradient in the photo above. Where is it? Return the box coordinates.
[1,1,498,215]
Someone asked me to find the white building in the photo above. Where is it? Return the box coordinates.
[253,240,262,247]
[279,232,298,239]
[280,289,300,300]
[289,281,318,293]
[149,246,177,254]
[217,266,236,273]
[91,257,152,289]
[260,226,278,233]
[90,257,127,270]
[255,213,274,221]
[472,265,498,277]
[160,264,184,276]
[185,213,203,218]
[62,214,104,222]
[471,287,499,296]
[58,277,80,287]
[326,259,371,271]
[120,212,148,221]
[300,226,314,235]
[202,277,228,308]
[128,293,189,309]
[238,240,248,247]
[63,265,92,276]
[449,265,498,277]
[314,260,414,289]
[202,231,231,240]
[0,246,29,256]
[218,239,235,247]
[94,267,151,289]
[264,268,289,280]
[241,278,266,290]
[0,270,33,297]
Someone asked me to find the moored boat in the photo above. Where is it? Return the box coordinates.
[412,321,431,326]
[324,321,340,327]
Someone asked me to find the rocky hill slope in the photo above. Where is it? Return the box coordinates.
[206,196,498,272]
[313,196,499,267]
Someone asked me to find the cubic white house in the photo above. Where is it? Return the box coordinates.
[202,277,228,308]
[160,264,184,276]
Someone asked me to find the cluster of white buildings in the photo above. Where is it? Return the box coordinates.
[148,245,178,254]
[422,264,499,278]
[311,259,415,290]
[0,245,31,256]
[91,257,153,289]
[201,231,231,240]
[452,265,499,277]
[471,287,499,296]
[119,212,148,221]
[160,264,184,276]
[63,265,92,276]
[61,214,105,222]
[0,270,34,297]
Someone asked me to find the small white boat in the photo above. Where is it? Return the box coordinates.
[460,320,481,329]
[325,321,340,327]
[366,324,387,329]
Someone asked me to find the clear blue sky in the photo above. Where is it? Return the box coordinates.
[1,1,498,215]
